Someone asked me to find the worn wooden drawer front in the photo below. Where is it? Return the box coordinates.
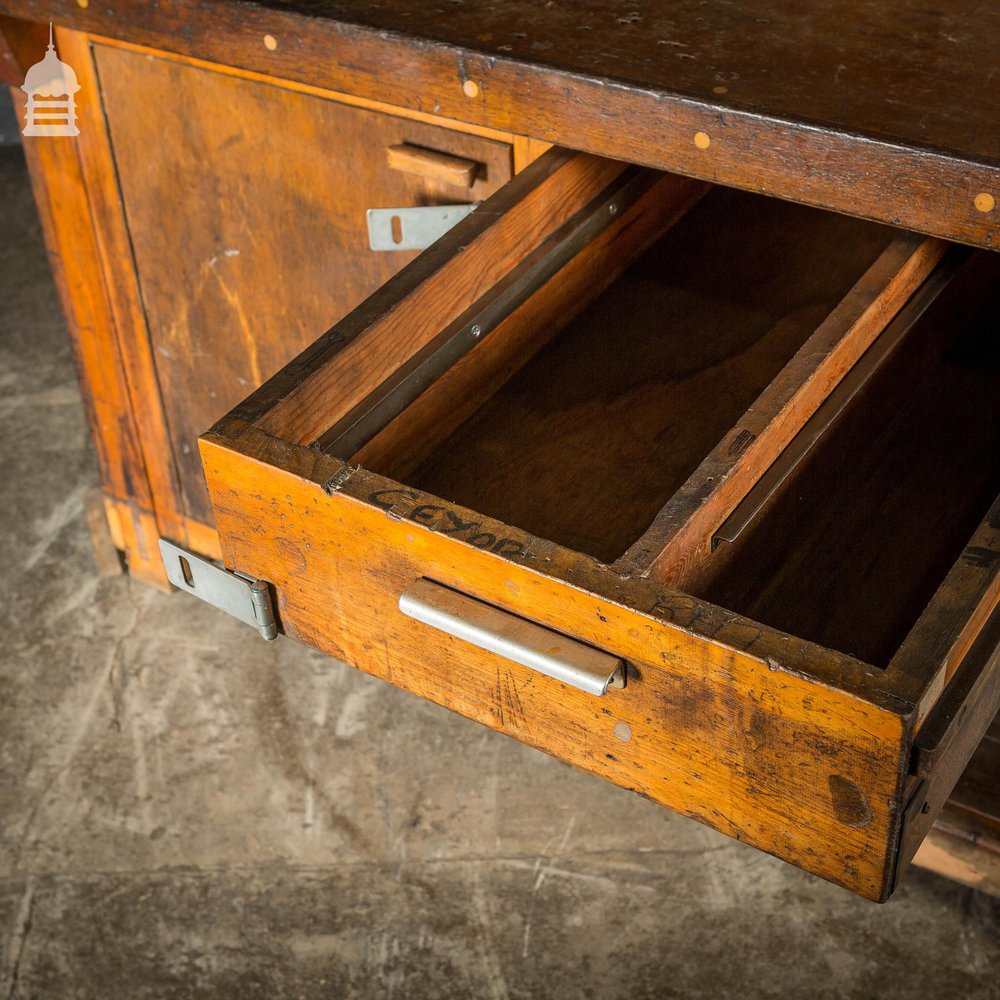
[199,149,1000,901]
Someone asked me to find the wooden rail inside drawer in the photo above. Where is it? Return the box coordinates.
[692,251,1000,714]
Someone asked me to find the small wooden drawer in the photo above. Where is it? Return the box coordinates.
[199,149,1000,901]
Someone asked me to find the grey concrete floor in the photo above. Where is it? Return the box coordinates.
[1,144,999,1000]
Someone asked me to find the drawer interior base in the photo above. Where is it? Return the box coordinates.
[399,189,894,563]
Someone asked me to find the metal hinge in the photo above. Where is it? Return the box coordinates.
[158,539,278,640]
[367,203,479,251]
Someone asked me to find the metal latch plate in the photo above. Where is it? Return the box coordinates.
[159,539,278,640]
[367,204,478,251]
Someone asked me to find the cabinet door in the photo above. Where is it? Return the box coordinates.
[94,42,513,527]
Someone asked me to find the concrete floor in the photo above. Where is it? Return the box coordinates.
[2,144,999,1000]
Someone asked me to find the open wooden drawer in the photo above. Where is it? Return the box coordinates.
[195,149,1000,901]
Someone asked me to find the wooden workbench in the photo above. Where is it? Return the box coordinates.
[1,0,997,900]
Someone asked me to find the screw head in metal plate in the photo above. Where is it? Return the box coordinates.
[470,325,482,338]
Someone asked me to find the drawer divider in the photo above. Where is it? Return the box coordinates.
[713,250,967,548]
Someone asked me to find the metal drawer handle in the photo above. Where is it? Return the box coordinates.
[399,579,625,696]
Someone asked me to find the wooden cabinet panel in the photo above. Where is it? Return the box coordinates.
[94,42,513,525]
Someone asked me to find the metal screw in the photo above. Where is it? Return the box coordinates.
[608,203,619,216]
[470,325,482,338]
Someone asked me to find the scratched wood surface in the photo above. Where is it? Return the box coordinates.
[201,425,908,900]
[407,188,894,563]
[94,41,514,526]
[3,0,999,247]
[696,253,1000,669]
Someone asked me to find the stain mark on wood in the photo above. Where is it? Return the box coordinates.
[727,428,756,458]
[613,721,633,742]
[964,546,1000,569]
[829,774,873,828]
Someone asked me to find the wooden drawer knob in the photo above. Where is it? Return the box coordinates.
[386,143,480,188]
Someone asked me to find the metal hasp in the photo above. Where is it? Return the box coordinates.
[158,539,278,640]
[399,578,626,696]
[367,204,479,251]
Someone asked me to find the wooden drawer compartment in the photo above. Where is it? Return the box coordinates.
[198,149,1000,900]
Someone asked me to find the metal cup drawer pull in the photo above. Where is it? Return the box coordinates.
[399,579,626,696]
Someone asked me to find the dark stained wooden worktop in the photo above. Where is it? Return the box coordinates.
[277,0,999,161]
[2,0,998,246]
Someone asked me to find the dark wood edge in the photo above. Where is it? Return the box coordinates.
[68,31,192,538]
[890,610,1000,893]
[16,91,152,513]
[886,493,1000,722]
[0,2,997,247]
[202,419,908,712]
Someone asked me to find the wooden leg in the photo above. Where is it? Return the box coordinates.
[82,488,124,579]
[101,495,171,592]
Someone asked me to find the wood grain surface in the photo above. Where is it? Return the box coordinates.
[2,0,999,246]
[250,150,624,443]
[408,188,895,563]
[696,254,1000,672]
[201,425,909,900]
[355,174,710,483]
[194,145,1000,898]
[620,234,946,585]
[0,13,45,84]
[94,41,513,526]
[13,32,175,586]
